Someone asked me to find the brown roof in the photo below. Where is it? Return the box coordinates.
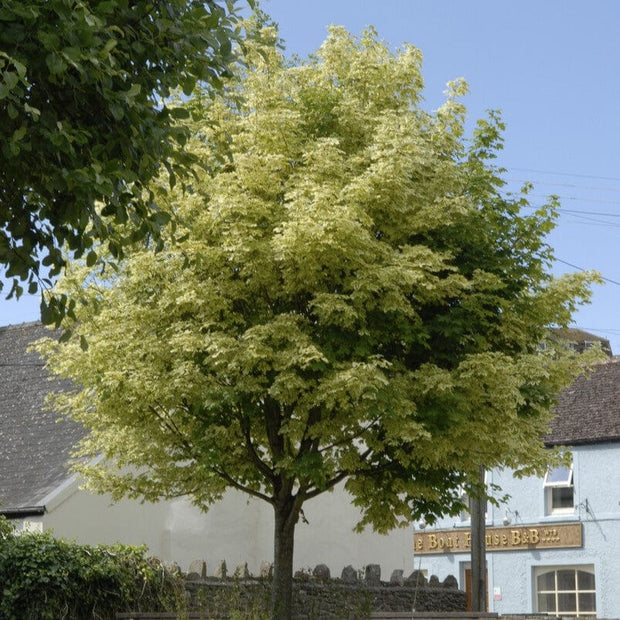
[546,357,620,446]
[552,328,613,357]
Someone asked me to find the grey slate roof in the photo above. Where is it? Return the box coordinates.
[546,357,620,447]
[0,321,85,512]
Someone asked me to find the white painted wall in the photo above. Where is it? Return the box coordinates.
[26,479,414,579]
[416,442,620,617]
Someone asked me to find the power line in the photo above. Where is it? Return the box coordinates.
[503,168,620,213]
[507,167,620,184]
[560,208,620,218]
[519,202,620,229]
[506,177,620,195]
[559,209,620,217]
[527,194,620,209]
[579,327,620,337]
[555,258,620,287]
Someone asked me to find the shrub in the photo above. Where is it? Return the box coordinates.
[0,525,184,619]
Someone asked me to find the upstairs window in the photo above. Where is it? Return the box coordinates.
[459,471,488,523]
[544,464,574,515]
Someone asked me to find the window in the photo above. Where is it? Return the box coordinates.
[459,473,488,523]
[21,521,43,534]
[535,566,596,616]
[544,464,574,515]
[459,487,471,522]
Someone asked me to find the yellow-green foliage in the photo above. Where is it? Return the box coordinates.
[37,26,599,534]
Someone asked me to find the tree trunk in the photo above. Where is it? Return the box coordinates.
[470,465,487,612]
[271,497,300,620]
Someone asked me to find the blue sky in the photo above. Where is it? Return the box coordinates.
[3,1,620,352]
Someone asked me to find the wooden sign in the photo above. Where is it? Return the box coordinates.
[413,522,582,555]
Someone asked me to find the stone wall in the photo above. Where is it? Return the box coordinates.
[181,562,466,619]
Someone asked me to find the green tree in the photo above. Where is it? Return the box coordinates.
[37,27,597,619]
[0,0,242,322]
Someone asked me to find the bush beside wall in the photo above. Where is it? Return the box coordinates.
[0,519,184,620]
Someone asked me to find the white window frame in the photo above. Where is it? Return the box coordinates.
[544,464,574,515]
[459,471,488,523]
[459,486,471,522]
[21,520,43,534]
[534,565,596,617]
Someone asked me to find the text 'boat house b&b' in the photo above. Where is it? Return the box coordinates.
[414,330,620,617]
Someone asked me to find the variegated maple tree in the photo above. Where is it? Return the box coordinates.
[38,26,597,619]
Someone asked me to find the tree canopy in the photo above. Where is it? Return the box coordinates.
[0,0,240,321]
[37,25,597,619]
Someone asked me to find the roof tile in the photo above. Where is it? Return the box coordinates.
[546,357,620,446]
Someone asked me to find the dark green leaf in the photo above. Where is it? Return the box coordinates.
[86,250,98,267]
[169,106,190,119]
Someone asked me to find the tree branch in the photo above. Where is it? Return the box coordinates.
[211,466,273,504]
[236,406,276,482]
[148,403,195,457]
[264,395,285,460]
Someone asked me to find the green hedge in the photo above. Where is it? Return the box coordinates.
[0,517,184,620]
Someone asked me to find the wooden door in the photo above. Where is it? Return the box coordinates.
[465,568,489,611]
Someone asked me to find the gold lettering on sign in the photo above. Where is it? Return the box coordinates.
[413,522,582,555]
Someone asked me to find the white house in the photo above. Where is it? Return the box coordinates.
[0,322,412,577]
[414,339,620,617]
